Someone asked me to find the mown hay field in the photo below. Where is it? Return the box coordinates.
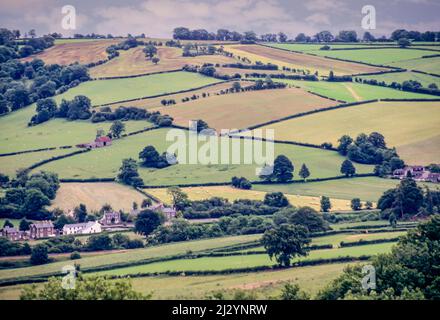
[253,101,440,165]
[50,182,149,212]
[151,87,338,130]
[34,128,374,185]
[272,79,438,102]
[89,47,239,78]
[224,45,388,75]
[22,39,120,65]
[143,185,353,212]
[253,177,437,202]
[107,81,255,109]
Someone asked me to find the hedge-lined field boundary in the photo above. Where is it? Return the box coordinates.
[91,69,183,81]
[23,149,91,173]
[340,238,399,247]
[410,69,440,78]
[0,147,57,158]
[93,79,233,108]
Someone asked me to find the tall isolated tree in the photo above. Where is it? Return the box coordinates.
[262,224,310,267]
[299,164,310,181]
[320,196,332,212]
[110,120,125,139]
[271,155,294,182]
[341,160,356,177]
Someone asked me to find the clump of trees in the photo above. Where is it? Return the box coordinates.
[260,155,294,182]
[377,176,439,220]
[337,132,404,176]
[0,171,60,220]
[139,145,174,169]
[231,176,252,190]
[117,158,144,187]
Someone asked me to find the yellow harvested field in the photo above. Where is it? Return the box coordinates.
[224,45,388,76]
[255,101,440,165]
[90,47,239,78]
[151,87,338,130]
[106,81,255,109]
[22,40,120,65]
[143,185,354,212]
[50,182,148,212]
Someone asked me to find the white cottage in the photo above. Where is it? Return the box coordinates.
[62,221,102,235]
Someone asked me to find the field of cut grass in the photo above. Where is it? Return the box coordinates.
[22,39,120,65]
[0,234,262,281]
[54,71,222,106]
[95,242,395,276]
[151,87,338,130]
[0,262,353,300]
[0,104,153,153]
[0,148,79,176]
[34,128,374,185]
[389,56,440,75]
[50,182,149,212]
[144,185,353,212]
[108,81,255,110]
[253,177,438,202]
[272,79,437,102]
[224,44,387,76]
[255,101,440,165]
[308,48,435,66]
[90,47,239,78]
[359,71,440,88]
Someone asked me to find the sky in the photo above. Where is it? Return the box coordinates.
[0,0,439,38]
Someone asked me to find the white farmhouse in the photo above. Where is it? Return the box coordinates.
[62,221,102,235]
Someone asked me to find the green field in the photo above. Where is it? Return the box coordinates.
[95,242,395,276]
[253,177,438,202]
[0,148,78,176]
[0,234,261,281]
[52,72,222,106]
[0,262,354,300]
[389,57,440,75]
[33,128,374,184]
[359,71,440,88]
[0,104,153,153]
[272,79,437,102]
[254,101,440,165]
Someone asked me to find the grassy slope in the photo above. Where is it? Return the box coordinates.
[35,128,374,184]
[55,72,222,106]
[389,56,440,75]
[359,71,440,87]
[0,148,79,176]
[253,177,438,202]
[255,101,440,165]
[273,79,437,102]
[95,242,395,276]
[0,234,262,280]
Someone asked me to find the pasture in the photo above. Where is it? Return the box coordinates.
[224,44,387,75]
[389,56,440,75]
[95,242,395,276]
[0,234,262,281]
[253,177,438,202]
[0,262,352,299]
[255,101,440,165]
[271,79,438,102]
[54,71,222,106]
[50,182,149,212]
[143,185,353,212]
[90,47,239,78]
[151,87,338,130]
[21,39,120,65]
[34,128,374,185]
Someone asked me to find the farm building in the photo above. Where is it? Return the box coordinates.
[63,221,102,235]
[393,166,440,183]
[76,136,112,149]
[100,211,121,226]
[29,221,55,239]
[1,226,24,241]
[148,203,177,220]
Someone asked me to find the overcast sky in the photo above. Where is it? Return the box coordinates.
[0,0,439,38]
